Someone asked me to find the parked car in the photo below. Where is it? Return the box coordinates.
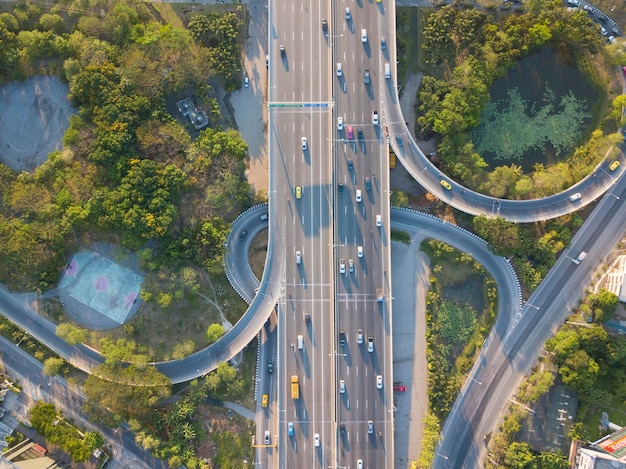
[610,160,621,171]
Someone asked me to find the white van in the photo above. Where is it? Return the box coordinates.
[384,63,391,79]
[297,334,304,349]
[337,63,342,77]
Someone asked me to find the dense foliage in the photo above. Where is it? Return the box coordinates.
[417,0,622,197]
[30,402,104,462]
[0,0,251,293]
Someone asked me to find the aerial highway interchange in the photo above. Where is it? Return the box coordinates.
[0,0,625,467]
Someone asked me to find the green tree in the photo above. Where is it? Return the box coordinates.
[473,215,521,256]
[559,349,599,392]
[43,357,65,376]
[56,323,88,345]
[545,330,580,363]
[536,451,569,468]
[504,442,536,468]
[38,13,65,33]
[206,324,225,344]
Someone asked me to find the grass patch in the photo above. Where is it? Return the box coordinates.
[248,228,269,282]
[583,395,626,441]
[237,344,259,409]
[390,229,411,244]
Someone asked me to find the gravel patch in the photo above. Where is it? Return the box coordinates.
[0,76,75,172]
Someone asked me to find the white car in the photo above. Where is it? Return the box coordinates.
[357,329,364,344]
[339,379,346,393]
[337,63,342,77]
[367,336,374,352]
[361,29,367,43]
[376,214,382,226]
[337,116,344,130]
[570,193,581,202]
[339,259,346,274]
[368,421,374,434]
[357,460,363,469]
[349,259,354,273]
[296,251,302,264]
[301,137,308,150]
[356,189,362,203]
[345,7,351,20]
[357,246,363,258]
[314,433,320,447]
[376,375,383,389]
[244,73,249,87]
[264,430,271,445]
[372,111,379,125]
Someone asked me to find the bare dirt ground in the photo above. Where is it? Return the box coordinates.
[0,76,75,172]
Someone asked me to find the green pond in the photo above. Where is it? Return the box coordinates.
[471,47,599,172]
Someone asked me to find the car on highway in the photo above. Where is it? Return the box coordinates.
[305,312,311,323]
[347,158,353,170]
[361,29,367,42]
[569,193,581,202]
[345,7,351,20]
[349,259,354,272]
[264,430,270,444]
[347,126,353,139]
[610,160,621,171]
[301,137,307,150]
[357,460,363,469]
[357,128,364,140]
[339,379,345,393]
[337,62,342,76]
[239,230,247,240]
[368,421,374,434]
[265,55,269,67]
[337,116,344,130]
[314,433,320,447]
[376,214,382,226]
[339,330,346,345]
[357,329,364,344]
[262,394,268,407]
[376,0,381,3]
[296,251,302,264]
[338,183,344,194]
[322,18,328,33]
[381,37,386,49]
[368,336,374,352]
[372,111,379,125]
[244,73,249,87]
[365,176,371,190]
[288,422,294,436]
[340,423,346,436]
[394,384,407,392]
[295,186,302,199]
[339,259,346,274]
[267,361,273,373]
[280,45,285,57]
[376,375,383,389]
[440,179,452,190]
[357,245,363,258]
[356,189,362,202]
[364,70,370,84]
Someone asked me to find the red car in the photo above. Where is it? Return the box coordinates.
[347,126,353,139]
[394,385,407,393]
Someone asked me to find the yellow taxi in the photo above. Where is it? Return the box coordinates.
[295,186,302,199]
[262,394,268,408]
[376,0,382,3]
[440,179,452,190]
[609,160,620,171]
